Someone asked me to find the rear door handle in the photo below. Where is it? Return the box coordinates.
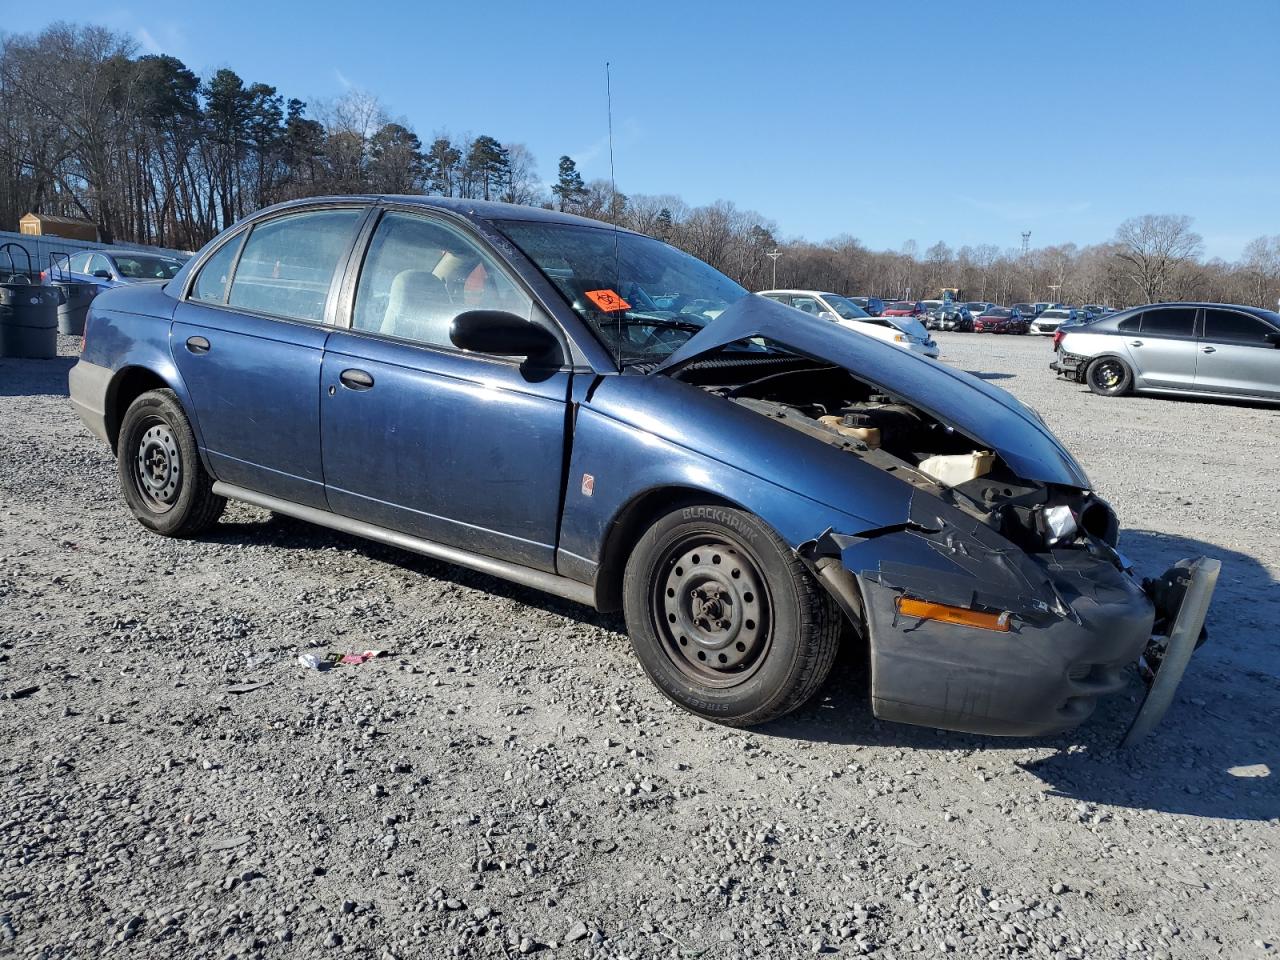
[1201,345,1216,353]
[185,336,210,354]
[339,368,374,390]
[1129,340,1143,347]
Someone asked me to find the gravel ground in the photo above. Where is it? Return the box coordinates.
[0,332,1277,960]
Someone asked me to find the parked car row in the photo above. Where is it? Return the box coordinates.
[758,289,939,358]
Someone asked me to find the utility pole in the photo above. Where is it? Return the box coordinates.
[765,249,782,288]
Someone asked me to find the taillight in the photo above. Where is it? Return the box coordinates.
[1052,330,1065,351]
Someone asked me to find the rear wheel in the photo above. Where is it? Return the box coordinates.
[1086,356,1133,397]
[118,389,225,537]
[622,504,841,727]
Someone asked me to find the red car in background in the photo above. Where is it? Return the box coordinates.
[882,300,925,318]
[973,306,1028,334]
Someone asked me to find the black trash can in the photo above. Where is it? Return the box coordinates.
[0,283,61,359]
[53,281,96,335]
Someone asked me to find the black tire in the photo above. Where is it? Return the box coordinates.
[117,388,225,537]
[1086,356,1133,397]
[622,503,842,727]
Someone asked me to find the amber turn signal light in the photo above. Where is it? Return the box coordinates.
[896,596,1011,632]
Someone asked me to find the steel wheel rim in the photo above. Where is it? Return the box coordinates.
[1092,360,1124,390]
[133,417,181,512]
[651,533,772,688]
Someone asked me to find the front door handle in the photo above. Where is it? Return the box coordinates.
[339,368,375,390]
[185,336,210,354]
[1201,345,1216,353]
[1129,340,1143,347]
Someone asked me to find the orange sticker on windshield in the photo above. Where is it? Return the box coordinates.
[585,289,631,312]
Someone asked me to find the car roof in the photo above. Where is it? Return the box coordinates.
[247,194,639,234]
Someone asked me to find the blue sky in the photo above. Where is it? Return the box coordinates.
[9,0,1279,259]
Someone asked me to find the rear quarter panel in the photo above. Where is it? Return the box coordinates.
[80,284,201,446]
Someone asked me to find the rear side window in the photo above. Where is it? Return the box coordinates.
[1139,307,1195,338]
[69,252,91,273]
[228,209,362,323]
[190,236,242,304]
[1203,309,1274,345]
[1118,314,1141,332]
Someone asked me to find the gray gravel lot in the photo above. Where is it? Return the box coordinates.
[1,331,1277,959]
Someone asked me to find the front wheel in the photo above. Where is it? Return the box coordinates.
[1086,356,1133,397]
[622,504,842,727]
[118,389,225,537]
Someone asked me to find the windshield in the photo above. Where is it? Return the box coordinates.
[1040,310,1068,319]
[888,301,914,311]
[966,302,986,310]
[499,220,748,364]
[112,255,183,280]
[824,295,871,320]
[988,308,1012,318]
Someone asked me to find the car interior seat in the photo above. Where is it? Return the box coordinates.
[382,269,456,345]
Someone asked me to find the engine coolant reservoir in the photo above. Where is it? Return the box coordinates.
[917,450,995,486]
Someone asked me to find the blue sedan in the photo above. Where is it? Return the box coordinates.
[67,196,1214,738]
[51,249,185,292]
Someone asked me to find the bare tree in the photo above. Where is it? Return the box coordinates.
[1113,214,1203,303]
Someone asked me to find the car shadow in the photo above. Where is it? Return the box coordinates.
[0,355,75,397]
[758,528,1279,822]
[1065,385,1280,410]
[205,512,620,628]
[963,370,1016,381]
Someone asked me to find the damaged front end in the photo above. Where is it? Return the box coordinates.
[656,296,1217,740]
[799,497,1157,738]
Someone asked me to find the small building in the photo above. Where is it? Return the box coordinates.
[19,213,100,242]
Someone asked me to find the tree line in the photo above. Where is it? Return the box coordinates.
[3,22,1278,310]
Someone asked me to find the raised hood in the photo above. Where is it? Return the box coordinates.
[652,295,1090,488]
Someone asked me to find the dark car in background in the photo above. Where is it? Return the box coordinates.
[974,306,1028,334]
[1011,302,1041,321]
[49,249,186,293]
[1052,302,1280,401]
[67,195,1212,739]
[849,296,885,316]
[931,301,973,332]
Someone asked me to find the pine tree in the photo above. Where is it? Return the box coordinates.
[424,137,461,196]
[552,155,587,212]
[465,135,509,201]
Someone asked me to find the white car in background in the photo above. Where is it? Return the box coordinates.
[1030,307,1083,335]
[758,289,940,358]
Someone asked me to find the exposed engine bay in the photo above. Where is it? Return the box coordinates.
[682,355,1119,554]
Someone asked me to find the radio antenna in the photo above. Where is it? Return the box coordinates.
[606,61,624,370]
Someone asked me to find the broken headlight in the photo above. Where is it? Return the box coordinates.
[1042,504,1078,546]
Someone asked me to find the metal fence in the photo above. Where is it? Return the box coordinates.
[0,229,192,277]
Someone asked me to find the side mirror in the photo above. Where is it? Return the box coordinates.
[450,310,558,359]
[818,311,840,323]
[92,269,112,279]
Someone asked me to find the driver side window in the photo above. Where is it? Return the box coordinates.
[352,211,531,349]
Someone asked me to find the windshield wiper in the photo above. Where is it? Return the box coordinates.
[607,315,704,333]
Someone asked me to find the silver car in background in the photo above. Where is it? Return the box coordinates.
[1052,302,1280,401]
